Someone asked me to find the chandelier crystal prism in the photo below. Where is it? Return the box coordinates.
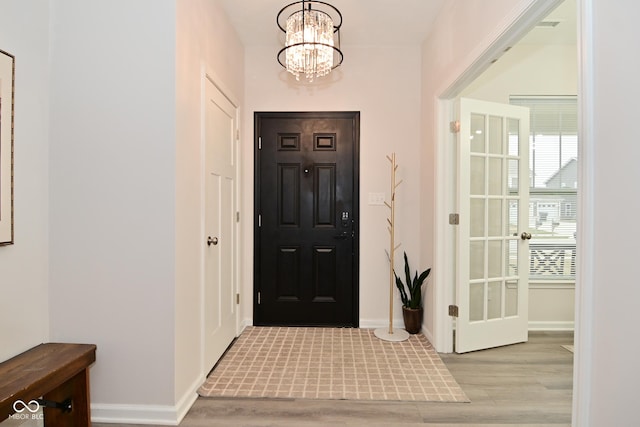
[277,0,343,82]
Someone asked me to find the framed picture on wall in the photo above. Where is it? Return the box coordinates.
[0,49,15,245]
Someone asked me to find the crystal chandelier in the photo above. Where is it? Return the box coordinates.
[277,1,343,82]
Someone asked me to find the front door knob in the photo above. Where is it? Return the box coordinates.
[520,232,532,240]
[207,236,219,246]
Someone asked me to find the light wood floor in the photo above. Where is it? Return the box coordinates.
[95,331,573,427]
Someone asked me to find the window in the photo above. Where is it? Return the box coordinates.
[510,96,578,280]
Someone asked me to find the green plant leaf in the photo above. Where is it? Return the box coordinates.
[394,271,409,307]
[394,252,430,309]
[403,252,412,294]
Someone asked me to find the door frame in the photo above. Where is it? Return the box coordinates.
[253,111,360,327]
[432,0,596,423]
[432,0,564,353]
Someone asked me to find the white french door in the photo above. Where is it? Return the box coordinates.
[203,77,238,370]
[455,98,530,353]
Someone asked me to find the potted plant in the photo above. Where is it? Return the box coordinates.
[394,252,431,334]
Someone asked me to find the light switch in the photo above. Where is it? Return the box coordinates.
[368,192,386,206]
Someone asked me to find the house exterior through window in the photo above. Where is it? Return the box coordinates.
[510,96,577,280]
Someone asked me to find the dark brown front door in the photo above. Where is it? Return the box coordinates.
[254,112,359,326]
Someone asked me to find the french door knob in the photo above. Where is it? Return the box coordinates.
[207,236,219,246]
[520,232,532,240]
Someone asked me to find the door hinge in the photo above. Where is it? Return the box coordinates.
[450,120,460,134]
[257,291,261,305]
[236,129,240,140]
[449,213,460,225]
[449,305,459,317]
[236,293,240,305]
[236,211,240,222]
[258,136,262,150]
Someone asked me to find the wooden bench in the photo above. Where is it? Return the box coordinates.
[0,343,96,426]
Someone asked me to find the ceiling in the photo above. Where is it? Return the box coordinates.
[217,0,576,49]
[217,0,447,47]
[519,0,576,45]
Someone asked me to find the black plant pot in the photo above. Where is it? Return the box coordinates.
[402,306,423,334]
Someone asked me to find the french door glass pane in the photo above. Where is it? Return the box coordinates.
[471,199,485,237]
[488,158,502,195]
[470,283,484,322]
[505,280,518,316]
[489,116,503,155]
[488,281,502,319]
[508,199,519,236]
[470,114,485,153]
[508,159,519,191]
[488,240,502,279]
[508,118,520,156]
[470,241,484,280]
[488,199,502,236]
[507,239,518,276]
[471,156,485,195]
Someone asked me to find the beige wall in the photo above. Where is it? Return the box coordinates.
[48,0,178,417]
[175,0,245,411]
[241,45,423,328]
[0,0,50,362]
[585,0,640,423]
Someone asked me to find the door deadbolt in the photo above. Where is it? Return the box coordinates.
[207,236,219,246]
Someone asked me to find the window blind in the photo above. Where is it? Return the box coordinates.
[510,96,578,280]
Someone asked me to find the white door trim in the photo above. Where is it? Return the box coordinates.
[572,0,594,424]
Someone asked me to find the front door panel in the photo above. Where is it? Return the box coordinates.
[255,112,359,326]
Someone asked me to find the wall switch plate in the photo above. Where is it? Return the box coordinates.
[368,192,386,205]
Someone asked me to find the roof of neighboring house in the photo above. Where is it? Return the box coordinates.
[545,157,577,185]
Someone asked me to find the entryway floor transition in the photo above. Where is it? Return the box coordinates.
[94,331,573,427]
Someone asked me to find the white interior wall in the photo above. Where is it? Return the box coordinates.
[241,45,423,327]
[0,0,50,362]
[48,0,178,421]
[175,0,245,413]
[584,0,640,423]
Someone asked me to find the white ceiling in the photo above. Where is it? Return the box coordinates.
[217,0,447,47]
[519,0,576,45]
[217,0,576,49]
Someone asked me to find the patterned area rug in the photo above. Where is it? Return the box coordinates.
[198,326,469,402]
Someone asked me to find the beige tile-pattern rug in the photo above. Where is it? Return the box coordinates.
[198,326,469,402]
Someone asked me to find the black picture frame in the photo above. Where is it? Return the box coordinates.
[0,49,15,245]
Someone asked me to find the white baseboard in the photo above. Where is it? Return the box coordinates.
[239,317,252,331]
[91,376,202,425]
[421,325,435,344]
[528,320,575,331]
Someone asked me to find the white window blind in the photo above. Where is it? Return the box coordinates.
[510,96,578,280]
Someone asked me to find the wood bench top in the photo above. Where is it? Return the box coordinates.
[0,343,96,418]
